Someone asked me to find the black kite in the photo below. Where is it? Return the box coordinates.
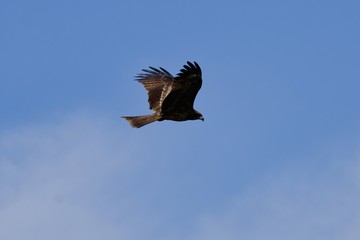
[122,61,204,128]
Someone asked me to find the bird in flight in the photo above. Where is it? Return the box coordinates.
[122,61,204,128]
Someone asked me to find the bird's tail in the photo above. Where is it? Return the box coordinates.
[122,113,160,128]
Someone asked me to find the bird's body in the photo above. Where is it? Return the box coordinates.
[122,61,204,128]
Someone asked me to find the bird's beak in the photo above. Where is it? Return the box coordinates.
[200,116,204,121]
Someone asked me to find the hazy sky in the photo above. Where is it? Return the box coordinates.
[1,0,360,239]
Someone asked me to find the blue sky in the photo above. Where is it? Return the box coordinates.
[1,0,360,239]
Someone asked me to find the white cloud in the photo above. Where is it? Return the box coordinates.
[0,113,156,240]
[1,112,360,240]
[187,156,360,240]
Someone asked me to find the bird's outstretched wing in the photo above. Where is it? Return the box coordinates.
[161,61,202,113]
[136,66,174,111]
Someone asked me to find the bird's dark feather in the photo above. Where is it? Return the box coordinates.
[162,61,202,112]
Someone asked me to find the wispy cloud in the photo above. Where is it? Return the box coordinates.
[1,112,360,240]
[187,156,360,240]
[0,113,157,240]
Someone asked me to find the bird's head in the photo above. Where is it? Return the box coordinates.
[194,110,204,121]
